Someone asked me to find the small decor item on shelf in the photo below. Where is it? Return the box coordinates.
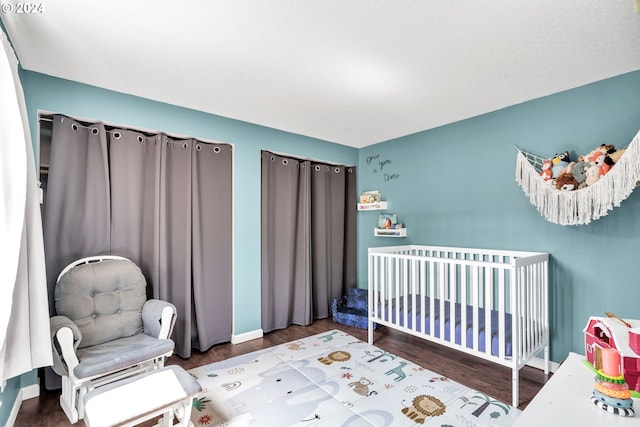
[378,213,398,229]
[360,190,380,204]
[590,348,635,417]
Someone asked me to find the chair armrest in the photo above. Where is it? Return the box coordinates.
[50,315,82,376]
[142,299,176,340]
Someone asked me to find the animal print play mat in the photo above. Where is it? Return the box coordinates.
[188,329,520,426]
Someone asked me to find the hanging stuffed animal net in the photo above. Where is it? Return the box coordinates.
[515,130,640,225]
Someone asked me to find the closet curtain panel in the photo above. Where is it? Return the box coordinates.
[43,115,232,367]
[109,130,161,290]
[191,142,233,351]
[261,152,312,332]
[44,117,111,314]
[261,152,356,333]
[310,163,357,319]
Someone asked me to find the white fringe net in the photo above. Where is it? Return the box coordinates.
[515,130,640,225]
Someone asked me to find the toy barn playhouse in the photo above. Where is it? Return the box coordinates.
[584,316,640,394]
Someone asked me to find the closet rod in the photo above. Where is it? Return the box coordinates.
[36,114,230,148]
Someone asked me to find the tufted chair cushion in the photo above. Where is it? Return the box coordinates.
[55,258,147,349]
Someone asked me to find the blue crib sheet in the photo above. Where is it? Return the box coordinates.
[378,295,512,357]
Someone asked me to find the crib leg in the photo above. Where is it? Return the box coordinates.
[512,369,519,408]
[368,320,374,344]
[544,345,550,375]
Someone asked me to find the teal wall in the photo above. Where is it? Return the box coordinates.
[357,70,640,363]
[0,377,19,426]
[20,71,359,334]
[0,371,36,426]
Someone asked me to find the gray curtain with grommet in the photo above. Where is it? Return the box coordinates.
[260,151,356,333]
[43,115,232,386]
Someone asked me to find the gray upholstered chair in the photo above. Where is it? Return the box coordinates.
[49,255,177,424]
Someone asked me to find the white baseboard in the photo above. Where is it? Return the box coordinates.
[21,383,40,400]
[231,328,263,344]
[4,382,40,427]
[4,389,22,427]
[527,355,560,373]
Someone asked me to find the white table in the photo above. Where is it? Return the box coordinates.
[516,352,638,426]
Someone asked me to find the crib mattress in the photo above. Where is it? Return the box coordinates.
[376,295,512,357]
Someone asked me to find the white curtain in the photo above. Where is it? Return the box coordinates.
[0,30,52,387]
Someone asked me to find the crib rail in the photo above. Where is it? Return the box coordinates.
[367,245,549,408]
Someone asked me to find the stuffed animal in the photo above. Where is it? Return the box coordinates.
[540,159,553,181]
[609,147,625,164]
[579,143,615,162]
[572,161,588,186]
[556,173,579,191]
[585,163,600,186]
[588,151,615,178]
[551,151,571,178]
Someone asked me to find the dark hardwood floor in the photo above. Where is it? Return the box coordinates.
[14,319,551,426]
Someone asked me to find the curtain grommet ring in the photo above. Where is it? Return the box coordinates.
[91,127,99,135]
[137,136,144,143]
[113,132,122,139]
[196,144,202,151]
[347,168,353,173]
[213,146,221,153]
[314,165,321,172]
[71,123,79,132]
[183,142,189,149]
[334,167,340,174]
[282,159,288,165]
[270,156,275,161]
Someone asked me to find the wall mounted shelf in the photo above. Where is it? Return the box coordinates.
[357,201,388,211]
[374,228,407,237]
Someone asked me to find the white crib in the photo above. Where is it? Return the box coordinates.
[367,245,550,408]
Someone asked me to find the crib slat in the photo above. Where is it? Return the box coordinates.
[438,261,445,340]
[498,267,506,360]
[484,266,492,356]
[402,257,409,331]
[460,264,468,349]
[472,265,479,352]
[420,258,427,335]
[449,261,456,346]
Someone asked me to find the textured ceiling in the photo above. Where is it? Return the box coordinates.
[2,1,640,147]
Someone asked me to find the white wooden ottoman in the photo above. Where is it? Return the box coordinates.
[83,365,201,427]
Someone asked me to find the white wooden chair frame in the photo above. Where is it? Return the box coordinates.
[53,255,175,423]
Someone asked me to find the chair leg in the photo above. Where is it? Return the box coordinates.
[59,376,79,423]
[77,384,90,421]
[175,397,196,427]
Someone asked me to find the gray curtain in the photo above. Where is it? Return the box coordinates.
[44,117,111,316]
[261,151,356,333]
[310,163,357,319]
[44,115,232,366]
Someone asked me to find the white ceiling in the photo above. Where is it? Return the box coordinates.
[3,1,640,148]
